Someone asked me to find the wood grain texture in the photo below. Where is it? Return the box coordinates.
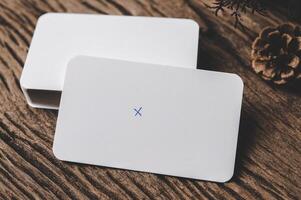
[0,0,300,199]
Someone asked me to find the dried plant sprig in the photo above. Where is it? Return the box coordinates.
[209,0,267,28]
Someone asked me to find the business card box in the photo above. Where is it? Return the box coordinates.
[20,13,199,109]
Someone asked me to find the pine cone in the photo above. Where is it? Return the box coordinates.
[251,23,301,85]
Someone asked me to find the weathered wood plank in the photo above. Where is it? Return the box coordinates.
[0,0,300,199]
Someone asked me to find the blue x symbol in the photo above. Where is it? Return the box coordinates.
[134,107,142,116]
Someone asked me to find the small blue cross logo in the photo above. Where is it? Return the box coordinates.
[134,107,142,116]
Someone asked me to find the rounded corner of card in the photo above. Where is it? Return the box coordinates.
[232,74,244,91]
[52,142,65,161]
[186,19,199,31]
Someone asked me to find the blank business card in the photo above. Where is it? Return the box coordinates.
[53,56,243,182]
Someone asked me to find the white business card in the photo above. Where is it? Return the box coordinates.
[53,56,243,182]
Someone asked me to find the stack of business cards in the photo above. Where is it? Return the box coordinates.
[20,13,243,182]
[20,13,199,109]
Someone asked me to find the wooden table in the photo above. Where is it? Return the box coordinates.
[0,0,300,199]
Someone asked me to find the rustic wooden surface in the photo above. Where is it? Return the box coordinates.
[0,0,300,199]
